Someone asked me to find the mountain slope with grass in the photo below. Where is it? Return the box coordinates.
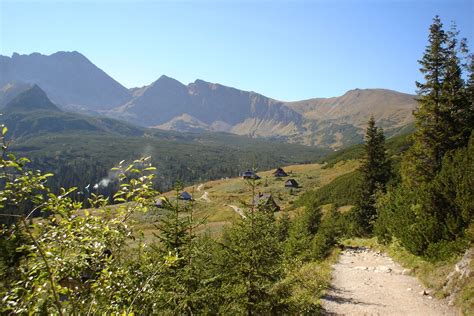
[1,85,143,139]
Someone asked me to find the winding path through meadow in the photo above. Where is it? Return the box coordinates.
[321,247,458,315]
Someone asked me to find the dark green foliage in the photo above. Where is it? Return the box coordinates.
[402,17,472,186]
[434,137,474,228]
[376,133,474,260]
[405,16,448,183]
[145,184,223,314]
[296,171,361,209]
[321,132,412,169]
[220,210,288,314]
[277,211,291,242]
[311,207,345,260]
[377,17,473,261]
[10,131,329,196]
[285,206,322,260]
[353,117,392,234]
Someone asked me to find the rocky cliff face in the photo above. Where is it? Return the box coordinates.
[111,76,304,141]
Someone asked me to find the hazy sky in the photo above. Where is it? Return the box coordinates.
[1,0,473,100]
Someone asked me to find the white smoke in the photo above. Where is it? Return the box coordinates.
[98,178,111,188]
[94,168,120,190]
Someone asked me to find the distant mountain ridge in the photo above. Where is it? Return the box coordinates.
[1,85,143,139]
[0,52,130,111]
[0,51,417,149]
[112,75,302,132]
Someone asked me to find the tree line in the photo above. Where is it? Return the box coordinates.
[350,16,473,260]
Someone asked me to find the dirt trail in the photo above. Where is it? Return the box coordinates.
[225,204,246,218]
[322,247,458,316]
[199,191,211,202]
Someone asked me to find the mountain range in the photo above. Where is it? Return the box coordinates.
[0,51,417,149]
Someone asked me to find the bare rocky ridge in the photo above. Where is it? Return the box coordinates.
[322,247,458,315]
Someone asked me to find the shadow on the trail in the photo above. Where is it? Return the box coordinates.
[321,285,386,315]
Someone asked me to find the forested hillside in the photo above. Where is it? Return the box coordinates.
[11,131,329,194]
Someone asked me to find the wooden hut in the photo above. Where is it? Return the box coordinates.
[253,193,280,213]
[285,179,299,188]
[273,167,288,177]
[178,191,193,201]
[155,196,169,208]
[242,169,261,180]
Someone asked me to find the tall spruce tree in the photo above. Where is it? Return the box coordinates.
[375,17,473,259]
[442,24,471,149]
[354,116,391,234]
[402,16,448,185]
[463,53,474,140]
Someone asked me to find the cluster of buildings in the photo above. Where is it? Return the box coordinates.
[156,167,300,212]
[242,167,299,188]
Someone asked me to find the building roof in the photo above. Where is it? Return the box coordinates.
[285,179,299,187]
[179,191,193,200]
[273,167,288,177]
[242,170,261,179]
[253,193,280,212]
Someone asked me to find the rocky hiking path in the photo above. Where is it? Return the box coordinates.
[322,247,458,315]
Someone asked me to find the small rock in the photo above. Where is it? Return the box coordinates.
[376,266,392,273]
[428,296,433,300]
[407,288,412,291]
[419,290,429,296]
[402,269,411,275]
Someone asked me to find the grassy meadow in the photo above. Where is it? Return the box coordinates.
[130,159,360,241]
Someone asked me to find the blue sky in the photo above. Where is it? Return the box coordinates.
[1,0,473,100]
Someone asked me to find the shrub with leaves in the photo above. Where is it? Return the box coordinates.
[0,122,161,314]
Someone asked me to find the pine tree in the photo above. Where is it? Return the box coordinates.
[284,206,322,260]
[442,23,471,150]
[150,184,215,314]
[402,16,448,185]
[375,17,473,259]
[402,17,473,185]
[277,211,291,242]
[353,116,391,234]
[219,178,289,314]
[462,53,474,141]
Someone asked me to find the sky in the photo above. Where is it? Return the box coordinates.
[0,0,473,101]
